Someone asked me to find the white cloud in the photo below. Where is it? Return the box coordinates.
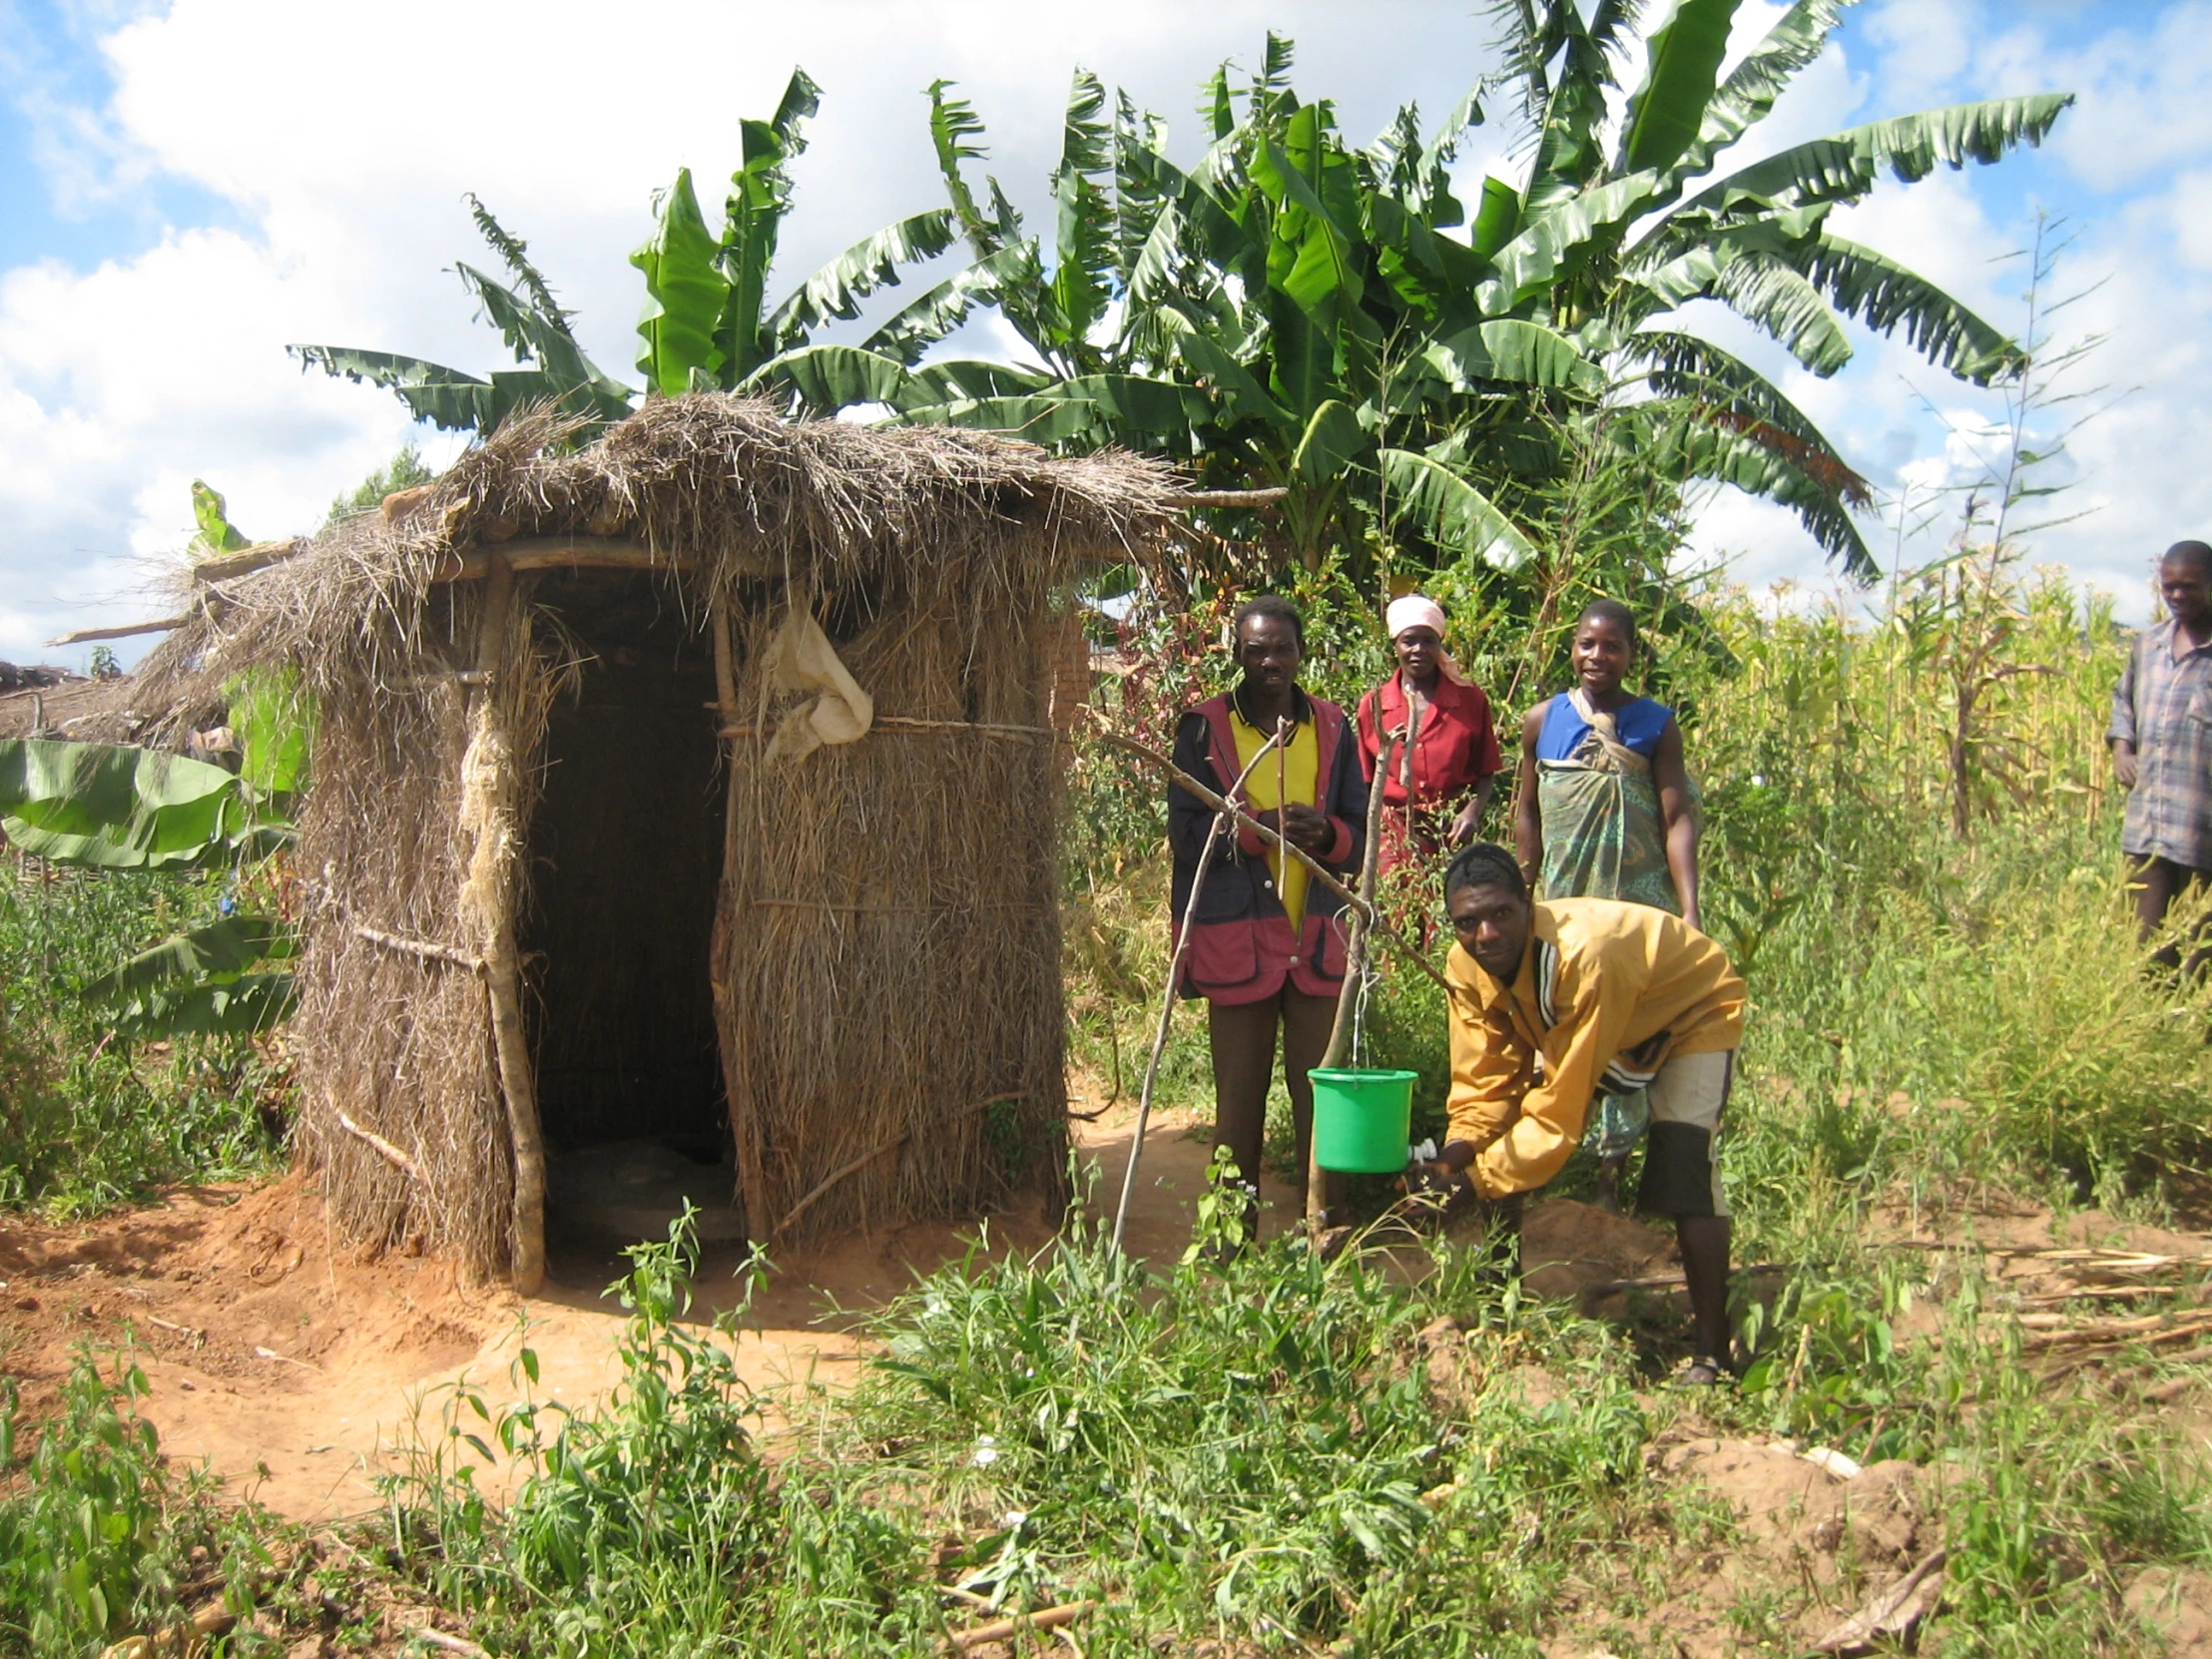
[2,0,1498,664]
[5,0,2209,664]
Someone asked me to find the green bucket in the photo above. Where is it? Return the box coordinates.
[1309,1068,1418,1173]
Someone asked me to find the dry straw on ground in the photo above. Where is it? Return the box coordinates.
[129,395,1184,1276]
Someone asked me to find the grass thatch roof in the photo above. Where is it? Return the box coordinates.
[134,395,1185,713]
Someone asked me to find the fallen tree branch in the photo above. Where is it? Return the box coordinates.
[947,1601,1096,1651]
[2021,1314,2212,1352]
[337,1110,427,1185]
[1810,1547,1947,1655]
[192,539,304,584]
[406,1630,489,1658]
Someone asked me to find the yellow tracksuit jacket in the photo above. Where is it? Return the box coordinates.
[1444,897,1746,1198]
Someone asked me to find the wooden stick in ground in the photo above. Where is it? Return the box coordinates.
[1087,724,1451,994]
[1110,726,1287,1253]
[1310,733,1400,1236]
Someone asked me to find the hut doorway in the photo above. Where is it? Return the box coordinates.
[518,571,740,1244]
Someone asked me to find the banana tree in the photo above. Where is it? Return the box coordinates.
[290,70,971,432]
[291,194,635,437]
[786,10,2066,590]
[0,568,313,1040]
[0,739,297,1039]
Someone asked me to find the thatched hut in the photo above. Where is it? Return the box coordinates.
[130,395,1183,1286]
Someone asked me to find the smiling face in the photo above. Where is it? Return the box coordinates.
[1393,625,1443,685]
[1570,611,1633,699]
[1236,612,1303,702]
[1448,880,1533,983]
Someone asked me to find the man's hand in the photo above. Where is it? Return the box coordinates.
[1402,1158,1465,1197]
[1449,800,1482,845]
[2113,741,2140,791]
[1279,801,1334,854]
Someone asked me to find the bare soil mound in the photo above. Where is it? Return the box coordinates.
[0,1107,1247,1519]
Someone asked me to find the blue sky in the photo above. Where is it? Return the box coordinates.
[1,0,2203,664]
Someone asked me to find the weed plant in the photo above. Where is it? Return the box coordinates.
[0,1351,271,1654]
[0,859,283,1214]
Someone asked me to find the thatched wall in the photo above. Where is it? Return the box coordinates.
[132,395,1179,1276]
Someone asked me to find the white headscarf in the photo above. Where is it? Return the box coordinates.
[1384,594,1467,685]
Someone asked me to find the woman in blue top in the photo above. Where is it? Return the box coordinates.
[1511,598,1702,1208]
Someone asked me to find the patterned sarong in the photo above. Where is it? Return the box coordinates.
[1536,690,1694,1159]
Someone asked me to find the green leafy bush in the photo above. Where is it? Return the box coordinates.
[0,1352,266,1653]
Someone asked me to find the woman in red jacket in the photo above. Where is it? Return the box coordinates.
[1356,594,1504,874]
[1168,595,1369,1235]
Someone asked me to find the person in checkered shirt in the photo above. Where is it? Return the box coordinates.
[2110,540,2212,967]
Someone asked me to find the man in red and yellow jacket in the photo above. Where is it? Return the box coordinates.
[1408,841,1746,1383]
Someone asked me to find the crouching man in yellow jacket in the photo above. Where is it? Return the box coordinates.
[1407,841,1746,1384]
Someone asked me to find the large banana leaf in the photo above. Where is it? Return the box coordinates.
[1619,0,1741,176]
[0,741,251,870]
[864,245,1039,366]
[288,346,497,434]
[1050,70,1116,348]
[716,69,820,379]
[1680,95,2075,220]
[1165,325,1290,428]
[747,343,912,413]
[226,667,315,807]
[1628,330,1871,504]
[632,170,730,395]
[1669,0,1846,187]
[1712,255,1855,374]
[287,346,625,435]
[1258,122,1365,313]
[1380,448,1538,569]
[1481,172,1660,313]
[1790,235,2023,384]
[1291,399,1366,485]
[1641,409,1875,575]
[764,210,959,347]
[902,359,1055,404]
[1520,1,1636,211]
[928,80,1021,260]
[1425,319,1604,393]
[895,374,1209,446]
[82,915,291,1006]
[111,974,296,1041]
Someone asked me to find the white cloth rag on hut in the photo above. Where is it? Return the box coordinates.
[760,605,874,764]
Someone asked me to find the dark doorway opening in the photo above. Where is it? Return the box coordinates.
[519,571,737,1246]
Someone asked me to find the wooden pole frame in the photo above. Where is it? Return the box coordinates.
[711,590,776,1242]
[462,555,549,1294]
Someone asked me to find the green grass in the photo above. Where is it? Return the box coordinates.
[7,565,2212,1652]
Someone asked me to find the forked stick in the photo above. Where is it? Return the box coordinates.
[1086,724,1451,993]
[1110,726,1287,1252]
[1309,732,1399,1236]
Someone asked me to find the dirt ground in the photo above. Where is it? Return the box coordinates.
[0,1096,1690,1520]
[3,1099,2211,1655]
